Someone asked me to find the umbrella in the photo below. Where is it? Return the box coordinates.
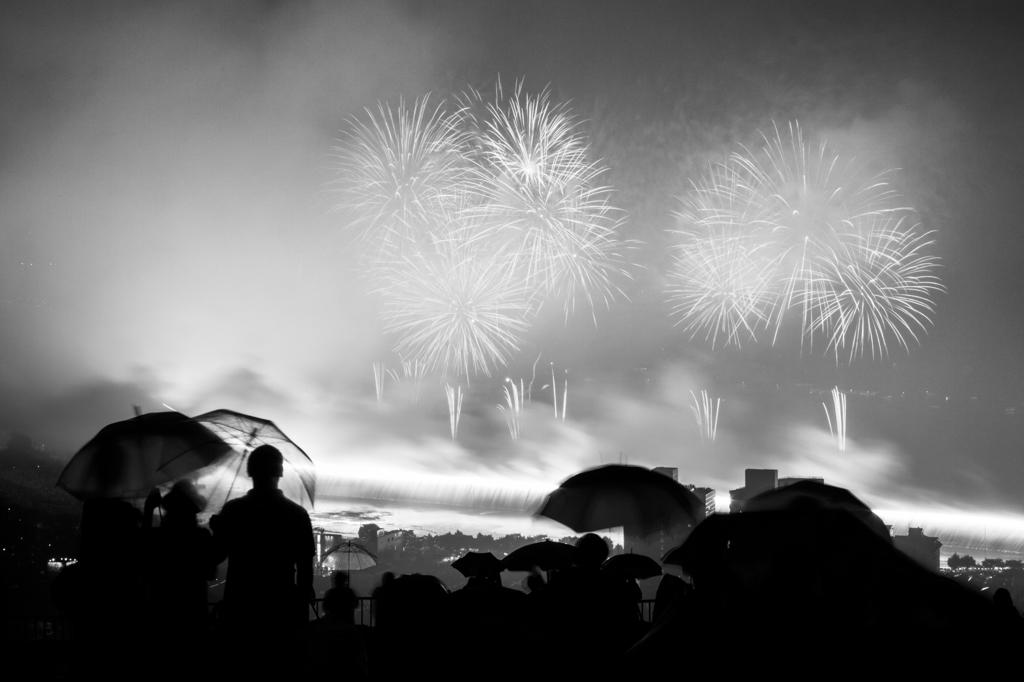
[451,551,502,578]
[536,465,702,536]
[500,541,577,572]
[742,480,891,540]
[159,409,316,514]
[56,412,233,501]
[322,541,378,572]
[602,553,663,580]
[662,513,728,569]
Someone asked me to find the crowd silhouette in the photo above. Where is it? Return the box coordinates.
[51,448,1023,680]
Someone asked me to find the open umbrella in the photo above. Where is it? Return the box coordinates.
[662,513,734,571]
[159,409,316,514]
[602,553,663,580]
[56,412,232,501]
[500,541,576,572]
[536,465,701,536]
[322,541,378,572]
[742,479,890,540]
[451,551,502,578]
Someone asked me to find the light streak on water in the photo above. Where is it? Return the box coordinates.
[318,473,548,511]
[876,507,1024,556]
[313,470,1024,560]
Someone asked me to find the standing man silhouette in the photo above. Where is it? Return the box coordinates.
[211,445,314,671]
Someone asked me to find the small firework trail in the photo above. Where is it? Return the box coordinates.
[562,370,568,422]
[526,352,542,403]
[498,377,525,441]
[401,359,427,403]
[689,389,720,446]
[372,363,387,406]
[823,386,847,453]
[445,383,464,440]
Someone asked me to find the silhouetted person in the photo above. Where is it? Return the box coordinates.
[993,587,1024,641]
[372,574,448,678]
[443,572,529,680]
[533,534,637,677]
[53,498,142,675]
[303,587,368,679]
[140,482,216,672]
[993,588,1020,618]
[325,570,358,625]
[210,445,314,674]
[651,573,689,624]
[525,572,546,594]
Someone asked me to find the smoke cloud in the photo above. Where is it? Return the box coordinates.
[2,2,1023,547]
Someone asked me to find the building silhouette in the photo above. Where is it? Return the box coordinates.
[624,467,715,559]
[729,469,824,512]
[894,527,942,571]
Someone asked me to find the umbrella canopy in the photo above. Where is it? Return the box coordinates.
[602,553,663,580]
[56,412,232,501]
[322,541,378,571]
[500,541,576,572]
[662,513,730,569]
[159,409,316,514]
[536,465,701,536]
[742,480,891,540]
[451,551,502,578]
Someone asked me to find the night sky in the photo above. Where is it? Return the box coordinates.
[2,2,1023,518]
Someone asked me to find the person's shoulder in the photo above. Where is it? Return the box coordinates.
[278,495,311,519]
[220,496,249,513]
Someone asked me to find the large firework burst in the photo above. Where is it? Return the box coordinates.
[330,97,469,265]
[377,227,533,377]
[669,122,943,360]
[332,82,632,376]
[461,82,632,316]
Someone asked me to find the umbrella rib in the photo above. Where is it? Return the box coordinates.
[223,453,248,504]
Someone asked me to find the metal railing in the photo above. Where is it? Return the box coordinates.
[1,615,74,643]
[309,596,376,626]
[4,597,656,642]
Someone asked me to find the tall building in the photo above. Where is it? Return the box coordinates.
[778,476,824,488]
[684,484,716,520]
[623,468,714,559]
[729,468,779,512]
[729,469,826,512]
[377,530,407,554]
[313,528,350,568]
[652,467,678,481]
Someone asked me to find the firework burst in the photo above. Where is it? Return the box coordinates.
[460,82,633,317]
[333,82,633,375]
[377,232,533,377]
[331,97,469,264]
[670,121,943,359]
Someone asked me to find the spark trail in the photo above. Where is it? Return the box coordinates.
[498,377,524,441]
[823,386,847,453]
[689,389,720,446]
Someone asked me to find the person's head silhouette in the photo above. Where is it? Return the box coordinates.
[247,445,284,489]
[161,480,206,527]
[575,533,609,570]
